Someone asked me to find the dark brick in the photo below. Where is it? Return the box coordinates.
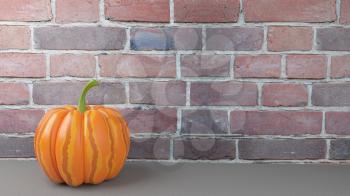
[317,28,350,51]
[130,27,202,51]
[181,54,230,77]
[191,81,258,106]
[326,112,350,135]
[34,27,126,50]
[312,83,350,106]
[0,110,44,133]
[128,138,170,160]
[239,139,326,160]
[231,111,322,135]
[129,81,186,106]
[330,139,350,160]
[174,138,235,160]
[181,110,229,134]
[120,108,177,134]
[0,136,34,158]
[206,28,264,51]
[33,81,126,105]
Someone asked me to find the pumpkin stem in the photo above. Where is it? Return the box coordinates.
[78,79,99,113]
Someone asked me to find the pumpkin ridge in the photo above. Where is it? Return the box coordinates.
[87,112,99,183]
[97,109,115,178]
[61,112,73,185]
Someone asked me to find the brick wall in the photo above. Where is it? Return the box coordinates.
[0,0,350,163]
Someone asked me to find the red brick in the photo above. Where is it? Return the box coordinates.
[0,0,52,21]
[0,110,44,133]
[181,110,229,134]
[120,108,177,134]
[181,55,230,77]
[99,54,176,78]
[340,0,350,24]
[313,83,350,106]
[0,26,30,49]
[234,55,281,78]
[239,139,326,160]
[174,138,235,160]
[33,81,126,105]
[50,54,96,77]
[56,0,99,23]
[331,55,350,78]
[268,26,313,52]
[0,83,29,105]
[326,112,350,135]
[105,0,169,22]
[174,0,240,23]
[244,0,336,22]
[286,55,327,79]
[128,138,170,160]
[262,83,308,107]
[0,53,46,78]
[206,27,264,51]
[231,111,322,135]
[191,81,257,106]
[129,81,186,106]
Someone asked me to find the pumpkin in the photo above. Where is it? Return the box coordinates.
[34,80,130,187]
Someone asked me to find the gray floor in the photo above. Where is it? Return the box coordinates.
[1,160,350,196]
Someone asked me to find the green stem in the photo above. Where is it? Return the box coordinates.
[78,79,99,113]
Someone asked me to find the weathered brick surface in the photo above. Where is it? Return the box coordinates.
[174,138,235,160]
[99,54,176,78]
[56,0,99,23]
[286,55,327,79]
[50,54,96,77]
[120,108,177,134]
[0,0,52,21]
[131,27,202,51]
[34,27,126,50]
[0,136,34,158]
[312,83,350,106]
[231,111,322,135]
[234,55,281,78]
[105,0,170,22]
[181,110,229,134]
[340,0,350,24]
[129,81,186,106]
[262,83,308,107]
[268,26,313,52]
[181,54,230,77]
[191,81,258,106]
[0,26,30,49]
[330,139,350,160]
[0,0,349,162]
[239,139,326,160]
[0,83,29,105]
[33,81,126,105]
[0,53,46,78]
[326,112,350,135]
[0,110,44,133]
[244,0,336,22]
[331,55,350,78]
[206,28,264,51]
[128,138,170,160]
[174,0,240,23]
[317,28,350,51]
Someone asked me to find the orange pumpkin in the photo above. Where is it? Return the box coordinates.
[34,80,130,187]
